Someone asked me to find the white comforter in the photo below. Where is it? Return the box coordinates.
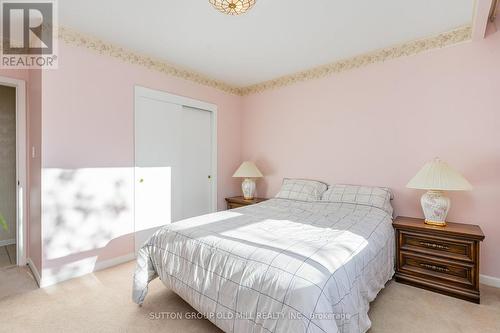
[133,198,394,333]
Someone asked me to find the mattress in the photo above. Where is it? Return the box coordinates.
[133,198,395,333]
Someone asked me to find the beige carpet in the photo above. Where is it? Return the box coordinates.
[0,265,38,300]
[0,261,499,333]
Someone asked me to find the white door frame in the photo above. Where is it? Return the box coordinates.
[134,85,218,213]
[0,76,27,266]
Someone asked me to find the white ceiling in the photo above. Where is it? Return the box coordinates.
[59,0,474,87]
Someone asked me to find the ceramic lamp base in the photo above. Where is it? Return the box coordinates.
[421,190,450,227]
[241,178,256,200]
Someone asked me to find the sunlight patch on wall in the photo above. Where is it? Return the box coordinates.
[42,167,134,261]
[135,166,172,231]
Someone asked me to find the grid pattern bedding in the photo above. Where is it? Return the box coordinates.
[133,198,394,333]
[321,185,393,213]
[275,179,328,201]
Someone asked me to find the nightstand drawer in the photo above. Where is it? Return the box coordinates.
[394,216,484,303]
[399,252,475,289]
[227,203,244,209]
[225,196,268,210]
[400,231,474,262]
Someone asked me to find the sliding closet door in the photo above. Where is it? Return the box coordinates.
[180,106,212,219]
[134,89,213,252]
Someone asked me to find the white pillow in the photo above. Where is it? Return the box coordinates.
[275,178,328,201]
[321,184,393,214]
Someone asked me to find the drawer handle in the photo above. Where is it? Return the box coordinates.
[419,241,449,251]
[420,263,450,273]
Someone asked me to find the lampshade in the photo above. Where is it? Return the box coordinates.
[233,161,263,178]
[209,0,256,16]
[406,158,472,191]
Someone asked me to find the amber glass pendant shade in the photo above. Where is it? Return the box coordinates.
[209,0,257,15]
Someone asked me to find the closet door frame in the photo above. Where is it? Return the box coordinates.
[133,85,218,214]
[0,76,27,266]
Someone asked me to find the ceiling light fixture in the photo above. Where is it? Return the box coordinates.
[209,0,256,16]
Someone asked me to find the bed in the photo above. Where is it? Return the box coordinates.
[133,182,395,333]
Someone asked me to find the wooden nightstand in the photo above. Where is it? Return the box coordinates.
[225,196,267,210]
[393,216,485,303]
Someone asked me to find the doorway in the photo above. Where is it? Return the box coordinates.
[134,86,217,252]
[0,77,27,268]
[0,85,16,267]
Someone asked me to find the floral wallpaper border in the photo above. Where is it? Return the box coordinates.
[58,27,241,95]
[239,25,472,95]
[58,25,472,96]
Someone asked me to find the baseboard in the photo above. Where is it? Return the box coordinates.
[40,252,136,288]
[480,274,500,288]
[0,239,15,247]
[94,253,136,272]
[28,254,500,290]
[26,258,41,287]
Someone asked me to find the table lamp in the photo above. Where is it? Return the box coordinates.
[406,158,472,226]
[232,161,263,200]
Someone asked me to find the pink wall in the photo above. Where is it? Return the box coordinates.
[241,32,500,278]
[0,68,29,81]
[27,69,42,272]
[40,42,242,283]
